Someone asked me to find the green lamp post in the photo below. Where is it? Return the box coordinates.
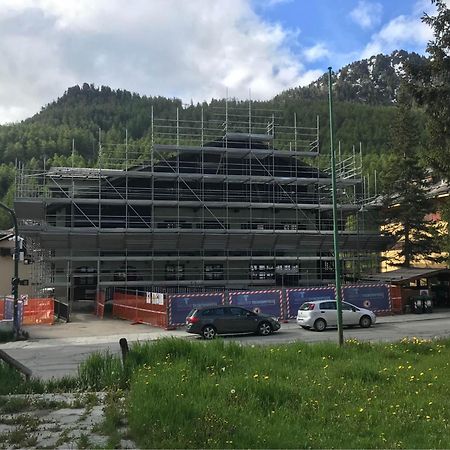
[328,67,344,346]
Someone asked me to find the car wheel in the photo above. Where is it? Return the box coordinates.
[258,321,272,336]
[202,325,217,340]
[313,318,327,332]
[359,315,372,328]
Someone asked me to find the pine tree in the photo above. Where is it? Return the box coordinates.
[407,0,450,178]
[381,96,442,267]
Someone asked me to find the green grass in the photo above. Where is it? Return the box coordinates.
[0,360,81,395]
[0,330,14,343]
[77,351,123,391]
[0,361,45,396]
[1,337,450,448]
[124,337,450,449]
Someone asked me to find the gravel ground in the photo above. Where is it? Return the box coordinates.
[0,392,136,449]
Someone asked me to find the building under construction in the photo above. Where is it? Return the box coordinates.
[14,104,389,308]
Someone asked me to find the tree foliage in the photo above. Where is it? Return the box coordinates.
[407,0,450,179]
[381,97,442,267]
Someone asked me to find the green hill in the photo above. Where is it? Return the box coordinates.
[0,51,427,227]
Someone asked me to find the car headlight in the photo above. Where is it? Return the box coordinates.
[271,317,279,322]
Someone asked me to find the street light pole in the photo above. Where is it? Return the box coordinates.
[328,67,344,346]
[0,202,21,338]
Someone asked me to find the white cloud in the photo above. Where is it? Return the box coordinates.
[255,0,294,8]
[361,12,433,58]
[303,43,330,62]
[350,1,383,29]
[0,0,318,124]
[359,0,446,59]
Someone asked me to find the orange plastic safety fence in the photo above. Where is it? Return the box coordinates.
[112,291,168,328]
[95,291,105,319]
[22,298,54,325]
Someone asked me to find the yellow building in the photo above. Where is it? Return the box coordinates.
[0,230,32,298]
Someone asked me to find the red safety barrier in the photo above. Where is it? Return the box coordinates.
[112,291,168,328]
[22,298,54,325]
[95,290,105,319]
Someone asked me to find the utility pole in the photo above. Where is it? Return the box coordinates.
[0,202,21,338]
[328,67,344,346]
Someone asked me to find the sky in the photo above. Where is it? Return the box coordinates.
[0,0,444,124]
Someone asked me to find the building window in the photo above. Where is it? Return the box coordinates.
[0,247,12,257]
[204,264,224,280]
[165,264,184,281]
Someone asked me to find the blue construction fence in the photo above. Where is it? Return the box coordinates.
[167,284,392,327]
[0,296,24,327]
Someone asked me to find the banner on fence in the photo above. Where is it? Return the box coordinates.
[4,297,13,320]
[228,290,283,318]
[342,284,391,313]
[168,293,224,326]
[285,287,336,319]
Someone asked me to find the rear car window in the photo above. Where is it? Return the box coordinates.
[187,309,198,317]
[300,303,312,311]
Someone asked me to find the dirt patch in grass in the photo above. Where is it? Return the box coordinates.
[0,393,136,449]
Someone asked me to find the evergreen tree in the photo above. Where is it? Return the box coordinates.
[381,96,442,267]
[407,0,450,178]
[406,0,450,265]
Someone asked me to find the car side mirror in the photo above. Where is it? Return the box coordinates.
[352,307,357,312]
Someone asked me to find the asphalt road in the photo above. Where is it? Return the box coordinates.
[2,314,449,380]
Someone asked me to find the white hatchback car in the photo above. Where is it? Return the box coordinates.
[296,300,376,331]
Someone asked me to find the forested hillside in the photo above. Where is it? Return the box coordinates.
[278,50,428,104]
[0,50,427,227]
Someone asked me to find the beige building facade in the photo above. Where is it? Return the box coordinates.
[0,231,32,298]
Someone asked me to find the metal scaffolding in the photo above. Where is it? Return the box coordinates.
[15,103,388,302]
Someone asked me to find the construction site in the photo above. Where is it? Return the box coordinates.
[14,103,390,314]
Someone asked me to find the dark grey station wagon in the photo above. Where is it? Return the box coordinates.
[186,305,281,339]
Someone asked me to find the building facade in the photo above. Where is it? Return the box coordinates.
[0,231,32,298]
[14,105,389,308]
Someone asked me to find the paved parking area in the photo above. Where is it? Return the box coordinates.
[1,310,450,380]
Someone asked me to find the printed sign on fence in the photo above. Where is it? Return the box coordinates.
[285,287,336,319]
[152,293,165,305]
[4,296,14,320]
[342,284,391,313]
[168,293,224,326]
[228,290,283,318]
[146,292,165,305]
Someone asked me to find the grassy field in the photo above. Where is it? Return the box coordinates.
[2,337,450,448]
[124,337,450,449]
